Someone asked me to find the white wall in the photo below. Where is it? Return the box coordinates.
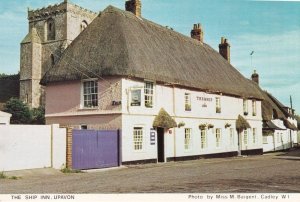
[0,124,66,171]
[0,113,11,125]
[121,79,263,162]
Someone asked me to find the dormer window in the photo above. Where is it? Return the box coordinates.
[47,18,55,41]
[80,20,88,32]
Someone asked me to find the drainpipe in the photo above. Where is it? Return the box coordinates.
[172,85,176,159]
[51,124,53,168]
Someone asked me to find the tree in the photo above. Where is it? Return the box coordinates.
[31,106,45,125]
[3,98,32,124]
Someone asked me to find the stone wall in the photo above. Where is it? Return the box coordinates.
[20,1,97,108]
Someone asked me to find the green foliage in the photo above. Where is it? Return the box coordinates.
[4,98,32,124]
[60,168,82,174]
[3,98,45,125]
[0,172,6,179]
[31,106,45,125]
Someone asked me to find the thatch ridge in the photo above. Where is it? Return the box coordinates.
[41,6,263,100]
[153,108,177,129]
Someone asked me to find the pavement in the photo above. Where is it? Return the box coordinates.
[1,148,300,193]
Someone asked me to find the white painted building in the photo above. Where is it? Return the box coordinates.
[42,1,266,164]
[121,79,263,163]
[0,111,11,125]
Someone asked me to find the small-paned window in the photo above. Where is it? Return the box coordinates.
[144,81,154,108]
[263,135,268,144]
[133,127,143,150]
[184,128,192,150]
[244,129,248,145]
[243,99,248,115]
[185,93,191,111]
[216,128,221,148]
[252,100,257,116]
[216,97,221,113]
[253,128,257,144]
[200,129,206,149]
[83,80,98,108]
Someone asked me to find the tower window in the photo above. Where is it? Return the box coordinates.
[50,54,55,67]
[47,18,55,41]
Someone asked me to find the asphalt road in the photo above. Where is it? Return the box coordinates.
[1,149,300,193]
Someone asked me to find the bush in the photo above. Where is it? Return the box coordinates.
[3,98,32,124]
[31,106,45,125]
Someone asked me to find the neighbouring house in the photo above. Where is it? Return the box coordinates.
[0,111,12,125]
[41,0,265,164]
[250,71,298,152]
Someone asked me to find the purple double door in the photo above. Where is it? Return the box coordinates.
[72,130,120,170]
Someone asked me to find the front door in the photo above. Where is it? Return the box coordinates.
[157,127,165,162]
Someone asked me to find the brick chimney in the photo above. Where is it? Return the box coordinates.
[191,23,204,43]
[219,37,231,63]
[125,0,141,18]
[251,70,259,85]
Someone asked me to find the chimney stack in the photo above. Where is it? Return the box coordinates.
[251,70,259,85]
[125,0,141,18]
[219,37,231,63]
[191,23,204,43]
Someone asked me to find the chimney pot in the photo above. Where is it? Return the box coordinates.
[191,23,204,43]
[125,0,141,18]
[219,37,231,63]
[251,70,259,84]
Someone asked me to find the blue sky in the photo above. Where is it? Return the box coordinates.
[0,0,300,112]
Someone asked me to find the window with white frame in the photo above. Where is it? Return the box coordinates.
[253,128,257,144]
[252,100,257,116]
[263,135,268,144]
[201,129,206,149]
[216,128,221,148]
[216,97,221,113]
[184,128,192,150]
[230,128,234,146]
[133,127,143,151]
[244,129,248,145]
[243,99,248,115]
[83,80,98,108]
[185,93,191,111]
[277,133,281,143]
[144,81,154,108]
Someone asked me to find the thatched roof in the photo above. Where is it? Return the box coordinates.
[267,93,295,119]
[283,119,298,130]
[263,120,285,131]
[41,6,263,100]
[236,115,251,130]
[261,91,286,121]
[153,108,177,129]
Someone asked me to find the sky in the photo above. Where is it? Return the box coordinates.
[0,0,299,112]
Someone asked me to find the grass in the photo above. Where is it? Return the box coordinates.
[60,168,83,174]
[0,172,21,180]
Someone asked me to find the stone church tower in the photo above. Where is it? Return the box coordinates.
[20,0,97,108]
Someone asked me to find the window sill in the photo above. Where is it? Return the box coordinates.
[79,107,99,111]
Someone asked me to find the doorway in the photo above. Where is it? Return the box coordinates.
[157,127,165,162]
